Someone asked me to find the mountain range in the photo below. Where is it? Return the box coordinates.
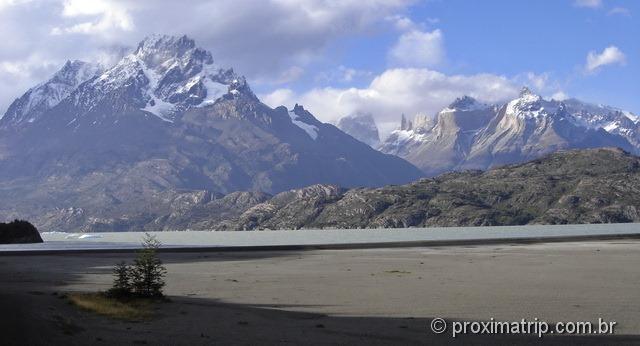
[0,35,421,232]
[1,34,638,233]
[380,88,640,176]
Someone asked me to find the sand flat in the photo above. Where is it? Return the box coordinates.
[1,240,640,344]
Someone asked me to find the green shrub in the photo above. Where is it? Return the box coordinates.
[130,233,167,297]
[108,233,167,298]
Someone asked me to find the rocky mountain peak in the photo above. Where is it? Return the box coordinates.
[54,60,102,84]
[292,103,305,114]
[337,112,381,148]
[400,113,413,131]
[1,59,102,127]
[380,90,640,177]
[134,34,213,70]
[505,87,552,119]
[71,35,248,122]
[519,86,534,97]
[444,95,488,112]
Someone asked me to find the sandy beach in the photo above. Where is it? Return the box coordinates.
[2,239,640,345]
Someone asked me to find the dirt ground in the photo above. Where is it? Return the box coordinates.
[2,240,640,345]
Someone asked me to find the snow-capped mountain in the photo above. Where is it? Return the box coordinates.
[1,60,102,127]
[71,35,246,123]
[337,112,380,148]
[0,35,422,232]
[380,87,638,176]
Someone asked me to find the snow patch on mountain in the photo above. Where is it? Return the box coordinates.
[83,35,242,121]
[505,87,559,119]
[391,129,427,146]
[288,109,319,140]
[1,60,102,126]
[380,87,640,176]
[199,76,228,106]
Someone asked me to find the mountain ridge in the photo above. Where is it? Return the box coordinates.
[207,148,640,230]
[381,88,639,176]
[0,34,422,232]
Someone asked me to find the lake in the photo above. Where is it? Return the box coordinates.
[1,223,640,252]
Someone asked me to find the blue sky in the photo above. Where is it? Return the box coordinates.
[263,0,638,124]
[0,0,637,133]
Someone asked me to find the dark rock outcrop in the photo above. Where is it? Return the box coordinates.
[0,220,43,244]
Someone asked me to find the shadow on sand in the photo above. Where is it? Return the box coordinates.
[1,251,638,345]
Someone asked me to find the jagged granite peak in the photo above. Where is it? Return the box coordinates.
[411,113,435,133]
[400,113,413,131]
[70,34,249,122]
[134,34,213,67]
[337,112,381,148]
[504,87,555,119]
[380,89,639,176]
[1,60,102,127]
[286,104,321,140]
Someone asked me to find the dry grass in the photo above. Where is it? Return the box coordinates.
[68,293,153,321]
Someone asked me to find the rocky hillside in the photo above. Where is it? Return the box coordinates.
[381,88,639,176]
[209,148,640,230]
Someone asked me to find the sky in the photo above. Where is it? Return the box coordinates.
[0,0,637,136]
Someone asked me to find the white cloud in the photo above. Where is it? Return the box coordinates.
[523,72,549,91]
[0,0,415,114]
[388,29,445,68]
[512,71,567,100]
[272,66,305,84]
[51,0,134,36]
[260,68,519,137]
[386,14,418,31]
[551,91,569,101]
[573,0,602,8]
[0,0,32,10]
[608,7,631,16]
[315,65,372,84]
[261,88,296,109]
[585,46,626,73]
[0,54,60,116]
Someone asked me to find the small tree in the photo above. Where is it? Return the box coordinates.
[108,261,132,297]
[130,233,166,297]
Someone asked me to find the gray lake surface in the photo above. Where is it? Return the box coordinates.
[2,223,640,252]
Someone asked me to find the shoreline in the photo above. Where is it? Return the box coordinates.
[2,232,640,256]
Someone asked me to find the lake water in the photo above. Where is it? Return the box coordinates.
[2,223,640,252]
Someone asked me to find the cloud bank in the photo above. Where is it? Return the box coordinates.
[585,46,626,73]
[0,0,415,113]
[261,68,520,136]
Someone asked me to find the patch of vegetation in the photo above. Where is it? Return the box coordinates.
[384,270,412,274]
[69,233,167,320]
[67,292,152,321]
[0,219,42,244]
[106,233,167,298]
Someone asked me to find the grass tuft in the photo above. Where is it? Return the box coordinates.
[384,270,412,274]
[68,292,154,321]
